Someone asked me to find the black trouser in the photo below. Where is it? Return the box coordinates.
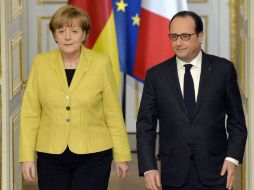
[162,159,227,190]
[37,147,112,190]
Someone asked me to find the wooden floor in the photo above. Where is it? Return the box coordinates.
[24,153,242,190]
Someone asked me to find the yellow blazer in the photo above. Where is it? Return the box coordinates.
[19,46,131,162]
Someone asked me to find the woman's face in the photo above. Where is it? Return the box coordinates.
[54,20,85,55]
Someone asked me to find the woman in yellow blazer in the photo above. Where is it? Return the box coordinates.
[19,5,131,190]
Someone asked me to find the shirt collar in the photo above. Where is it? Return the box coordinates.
[176,51,202,70]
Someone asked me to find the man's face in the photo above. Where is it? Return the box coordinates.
[169,16,203,62]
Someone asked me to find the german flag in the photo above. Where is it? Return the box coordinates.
[68,0,120,88]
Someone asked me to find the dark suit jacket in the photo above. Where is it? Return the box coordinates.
[136,51,247,187]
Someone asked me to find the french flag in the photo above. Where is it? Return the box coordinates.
[134,0,188,81]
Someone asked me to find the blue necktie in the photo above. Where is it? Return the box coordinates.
[184,64,196,115]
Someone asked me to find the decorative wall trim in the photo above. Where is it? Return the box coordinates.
[231,0,248,99]
[9,32,23,100]
[0,56,2,79]
[38,16,58,53]
[231,0,247,189]
[38,16,51,53]
[10,111,22,190]
[188,0,207,3]
[9,0,23,21]
[37,0,67,4]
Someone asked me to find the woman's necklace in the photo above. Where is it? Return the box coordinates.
[64,60,79,69]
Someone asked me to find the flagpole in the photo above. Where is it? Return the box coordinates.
[122,73,126,121]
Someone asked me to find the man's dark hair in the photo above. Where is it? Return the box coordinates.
[169,11,203,33]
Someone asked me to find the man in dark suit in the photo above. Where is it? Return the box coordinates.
[136,11,247,190]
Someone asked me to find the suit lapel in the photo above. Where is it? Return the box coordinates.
[166,58,189,116]
[50,46,91,95]
[192,52,213,118]
[69,46,91,93]
[51,51,69,94]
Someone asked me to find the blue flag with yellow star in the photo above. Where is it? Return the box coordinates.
[113,0,141,77]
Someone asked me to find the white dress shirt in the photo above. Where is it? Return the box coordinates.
[176,51,202,101]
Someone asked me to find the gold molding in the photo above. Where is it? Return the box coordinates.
[230,1,247,189]
[9,0,23,21]
[230,0,247,99]
[0,88,2,189]
[188,0,207,3]
[0,56,2,79]
[10,111,21,190]
[38,16,51,53]
[22,80,28,89]
[37,0,67,4]
[241,158,246,190]
[9,32,23,100]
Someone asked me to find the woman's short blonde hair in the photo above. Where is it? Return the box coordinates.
[49,5,90,35]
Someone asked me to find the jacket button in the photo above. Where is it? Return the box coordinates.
[66,106,70,110]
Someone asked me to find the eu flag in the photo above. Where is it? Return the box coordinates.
[113,0,141,78]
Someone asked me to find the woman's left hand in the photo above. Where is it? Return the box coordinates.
[115,162,129,179]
